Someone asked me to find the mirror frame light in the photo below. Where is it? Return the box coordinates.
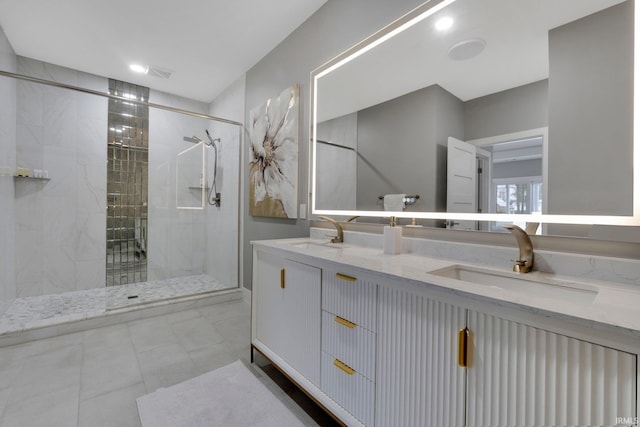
[310,0,640,226]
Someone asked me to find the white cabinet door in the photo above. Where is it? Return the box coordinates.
[254,251,321,385]
[466,311,637,427]
[376,284,467,427]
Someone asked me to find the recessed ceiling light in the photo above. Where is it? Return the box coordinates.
[435,17,454,31]
[129,64,149,74]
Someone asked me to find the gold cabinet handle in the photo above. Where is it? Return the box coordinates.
[280,268,285,289]
[333,359,355,375]
[458,327,470,368]
[334,316,356,329]
[335,273,356,282]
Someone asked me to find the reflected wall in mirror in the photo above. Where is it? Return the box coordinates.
[312,0,637,230]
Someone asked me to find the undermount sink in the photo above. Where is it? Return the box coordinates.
[288,240,349,250]
[429,265,599,303]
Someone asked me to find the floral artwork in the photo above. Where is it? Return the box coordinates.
[248,84,299,218]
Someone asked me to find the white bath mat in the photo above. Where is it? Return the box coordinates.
[136,360,305,427]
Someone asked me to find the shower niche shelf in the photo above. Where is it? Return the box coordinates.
[188,186,209,191]
[13,175,50,181]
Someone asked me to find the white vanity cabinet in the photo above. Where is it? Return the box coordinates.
[252,242,639,427]
[466,311,637,427]
[321,268,378,427]
[376,279,637,427]
[252,250,321,386]
[376,282,467,427]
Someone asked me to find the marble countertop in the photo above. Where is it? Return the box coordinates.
[253,237,640,335]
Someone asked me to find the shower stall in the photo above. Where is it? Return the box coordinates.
[0,57,243,331]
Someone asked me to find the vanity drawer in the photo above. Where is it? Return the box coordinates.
[321,351,374,427]
[322,269,377,332]
[322,310,375,381]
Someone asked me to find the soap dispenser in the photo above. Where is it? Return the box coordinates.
[383,216,402,254]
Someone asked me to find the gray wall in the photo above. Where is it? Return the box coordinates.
[464,80,548,141]
[0,27,16,314]
[356,84,463,212]
[243,0,426,289]
[548,1,633,217]
[336,78,544,215]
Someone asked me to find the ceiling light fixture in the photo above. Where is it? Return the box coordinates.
[129,64,149,74]
[435,16,454,31]
[448,38,486,60]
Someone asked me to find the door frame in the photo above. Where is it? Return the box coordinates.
[467,127,548,234]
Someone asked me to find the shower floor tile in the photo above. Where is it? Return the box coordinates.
[0,275,231,336]
[106,275,229,310]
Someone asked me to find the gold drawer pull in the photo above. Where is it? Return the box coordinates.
[458,327,469,368]
[335,316,356,329]
[335,273,356,282]
[280,268,285,289]
[333,359,355,375]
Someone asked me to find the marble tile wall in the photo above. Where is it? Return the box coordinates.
[0,27,17,314]
[9,58,241,297]
[205,76,244,288]
[14,57,108,297]
[147,91,210,281]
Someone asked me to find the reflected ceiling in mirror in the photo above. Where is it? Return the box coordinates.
[311,0,639,226]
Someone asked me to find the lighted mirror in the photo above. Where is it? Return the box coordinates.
[311,0,639,228]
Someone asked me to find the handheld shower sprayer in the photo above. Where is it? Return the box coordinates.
[182,130,221,206]
[205,129,220,146]
[205,129,221,207]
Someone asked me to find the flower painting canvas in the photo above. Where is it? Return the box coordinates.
[249,84,299,218]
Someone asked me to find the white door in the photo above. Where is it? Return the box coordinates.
[447,137,477,230]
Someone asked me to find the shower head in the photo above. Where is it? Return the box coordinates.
[183,135,203,144]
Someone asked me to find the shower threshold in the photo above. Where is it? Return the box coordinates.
[0,274,241,347]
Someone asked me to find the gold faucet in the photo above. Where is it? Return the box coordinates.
[319,216,344,243]
[503,224,534,273]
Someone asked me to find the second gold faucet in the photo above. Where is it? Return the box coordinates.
[504,224,534,273]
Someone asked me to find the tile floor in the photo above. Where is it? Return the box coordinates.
[0,300,337,427]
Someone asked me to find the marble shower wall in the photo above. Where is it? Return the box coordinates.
[205,75,244,288]
[147,91,210,281]
[14,57,108,297]
[9,57,241,296]
[0,27,17,313]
